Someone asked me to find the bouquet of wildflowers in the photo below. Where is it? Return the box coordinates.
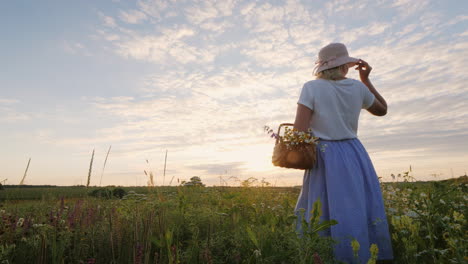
[264,125,319,148]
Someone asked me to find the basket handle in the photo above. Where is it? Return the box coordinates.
[276,123,294,144]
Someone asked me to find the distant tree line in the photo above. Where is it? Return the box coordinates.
[2,185,59,188]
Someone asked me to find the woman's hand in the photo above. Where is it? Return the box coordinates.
[355,59,372,82]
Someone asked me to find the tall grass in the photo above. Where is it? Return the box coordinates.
[99,145,112,186]
[19,158,31,185]
[145,159,155,187]
[0,186,339,263]
[163,149,168,186]
[87,149,95,188]
[1,178,466,263]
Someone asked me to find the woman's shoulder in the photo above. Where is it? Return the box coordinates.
[303,79,329,88]
[345,78,364,85]
[303,78,364,89]
[340,78,366,87]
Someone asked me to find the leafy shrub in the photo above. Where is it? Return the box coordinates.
[183,176,205,187]
[88,187,127,199]
[112,188,127,198]
[88,188,112,199]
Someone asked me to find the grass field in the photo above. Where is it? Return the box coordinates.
[0,177,466,263]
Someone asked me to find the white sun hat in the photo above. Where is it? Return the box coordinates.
[313,43,359,74]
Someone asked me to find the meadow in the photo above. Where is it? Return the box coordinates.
[0,177,466,264]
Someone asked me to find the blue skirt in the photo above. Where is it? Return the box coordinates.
[295,138,393,263]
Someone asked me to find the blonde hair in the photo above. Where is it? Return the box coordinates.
[315,64,348,80]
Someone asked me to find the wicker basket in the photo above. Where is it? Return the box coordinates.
[272,123,317,170]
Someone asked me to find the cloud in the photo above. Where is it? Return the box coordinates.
[62,41,92,56]
[240,2,255,15]
[325,0,368,13]
[240,41,302,67]
[288,25,327,46]
[391,0,430,18]
[242,2,285,33]
[0,110,29,122]
[187,161,246,175]
[341,22,391,44]
[184,0,237,24]
[119,9,147,24]
[136,0,169,21]
[115,26,222,65]
[82,65,308,160]
[98,12,117,28]
[0,98,30,122]
[446,15,468,26]
[459,31,468,37]
[0,98,19,105]
[199,20,233,33]
[216,0,237,16]
[184,2,219,24]
[395,23,418,37]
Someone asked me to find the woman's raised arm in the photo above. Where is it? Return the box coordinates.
[356,60,388,116]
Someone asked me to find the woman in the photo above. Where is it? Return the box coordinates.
[293,43,393,263]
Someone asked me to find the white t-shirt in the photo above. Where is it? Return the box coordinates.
[297,78,375,140]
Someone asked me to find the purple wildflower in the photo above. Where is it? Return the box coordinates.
[135,242,143,264]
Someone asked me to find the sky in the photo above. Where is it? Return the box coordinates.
[1,0,467,186]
